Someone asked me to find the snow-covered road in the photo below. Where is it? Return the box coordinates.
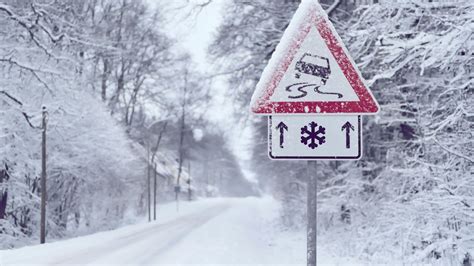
[0,197,308,266]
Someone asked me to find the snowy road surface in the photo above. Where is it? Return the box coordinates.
[1,197,307,266]
[1,197,362,266]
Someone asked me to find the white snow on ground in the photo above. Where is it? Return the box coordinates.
[0,197,363,266]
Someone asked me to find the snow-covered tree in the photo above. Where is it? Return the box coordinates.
[0,0,172,248]
[317,2,473,264]
[211,0,473,264]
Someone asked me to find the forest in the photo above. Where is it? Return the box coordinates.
[0,0,473,265]
[0,0,254,249]
[210,0,473,264]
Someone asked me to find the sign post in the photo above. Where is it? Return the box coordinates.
[40,106,47,244]
[249,0,380,265]
[307,161,317,265]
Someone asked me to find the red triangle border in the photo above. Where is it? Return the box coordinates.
[252,4,379,114]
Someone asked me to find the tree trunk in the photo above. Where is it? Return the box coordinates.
[101,58,109,102]
[110,70,124,115]
[0,164,9,220]
[0,169,7,220]
[127,77,145,127]
[0,190,6,220]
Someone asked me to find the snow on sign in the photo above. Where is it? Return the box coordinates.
[269,115,361,160]
[250,0,379,115]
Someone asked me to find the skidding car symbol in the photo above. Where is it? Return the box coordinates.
[295,53,331,84]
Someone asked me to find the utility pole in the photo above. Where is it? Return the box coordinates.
[153,163,157,221]
[40,106,47,244]
[146,119,168,220]
[147,145,151,222]
[307,161,317,266]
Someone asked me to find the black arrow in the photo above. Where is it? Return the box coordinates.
[276,121,288,148]
[341,121,355,149]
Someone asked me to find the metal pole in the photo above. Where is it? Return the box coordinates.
[147,144,151,222]
[153,163,157,221]
[175,186,180,212]
[40,106,47,244]
[307,161,317,266]
[219,172,223,190]
[188,162,191,201]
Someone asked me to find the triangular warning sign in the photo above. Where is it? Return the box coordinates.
[250,0,379,115]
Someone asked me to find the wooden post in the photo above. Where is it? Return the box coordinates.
[40,106,47,244]
[307,161,317,266]
[153,163,157,221]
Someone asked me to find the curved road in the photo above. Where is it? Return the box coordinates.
[1,198,307,265]
[54,205,230,265]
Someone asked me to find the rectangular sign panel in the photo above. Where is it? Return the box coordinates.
[269,115,361,160]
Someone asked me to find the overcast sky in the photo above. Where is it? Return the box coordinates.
[148,0,257,182]
[162,1,224,67]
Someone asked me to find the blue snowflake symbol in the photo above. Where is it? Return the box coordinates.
[301,122,326,149]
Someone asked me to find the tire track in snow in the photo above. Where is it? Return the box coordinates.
[51,203,230,265]
[135,204,230,265]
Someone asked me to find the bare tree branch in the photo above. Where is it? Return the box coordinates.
[0,58,55,94]
[0,90,41,129]
[327,0,342,16]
